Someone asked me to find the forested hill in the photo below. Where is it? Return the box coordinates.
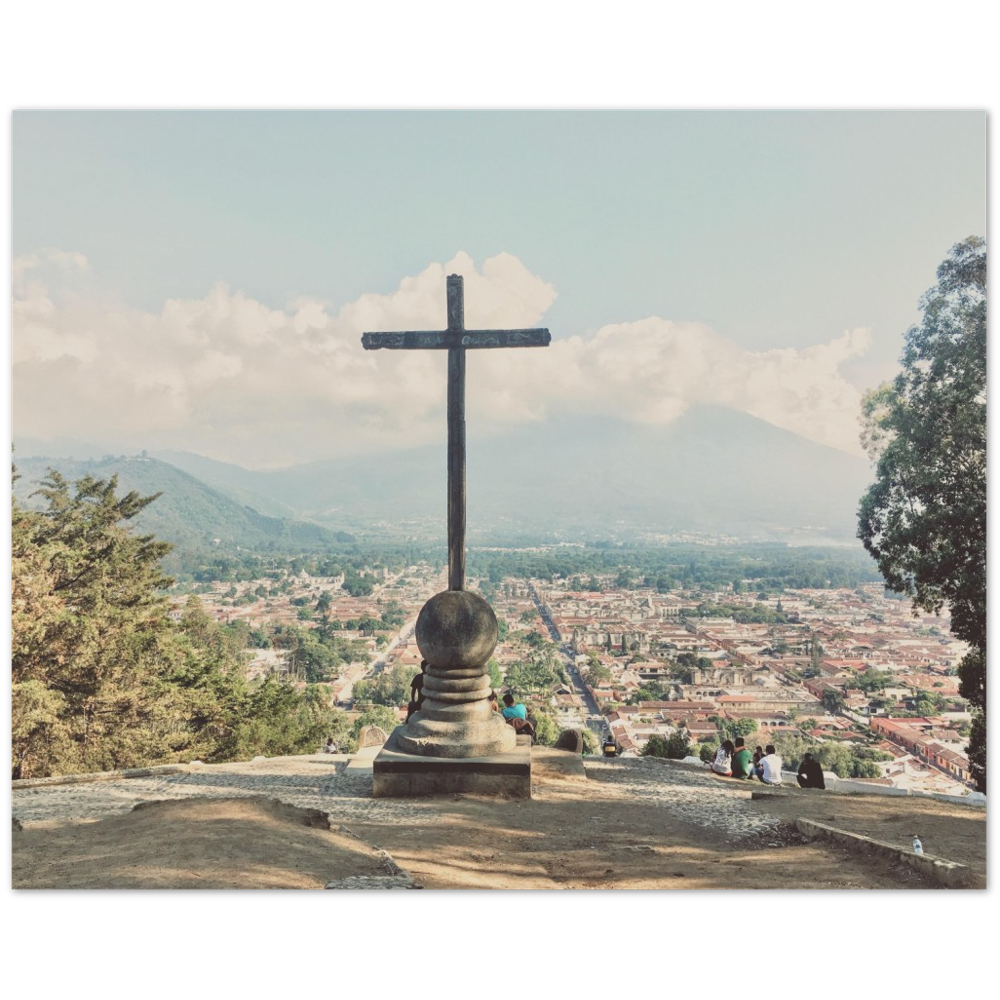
[12,454,355,558]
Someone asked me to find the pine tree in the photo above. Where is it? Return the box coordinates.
[12,468,345,778]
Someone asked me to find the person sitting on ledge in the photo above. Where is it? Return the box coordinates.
[501,693,536,741]
[711,739,735,776]
[731,737,753,779]
[757,744,783,786]
[406,660,428,721]
[797,752,826,789]
[501,692,527,721]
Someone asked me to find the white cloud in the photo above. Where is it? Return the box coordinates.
[12,251,869,466]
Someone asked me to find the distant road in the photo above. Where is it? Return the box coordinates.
[370,616,418,673]
[526,581,603,726]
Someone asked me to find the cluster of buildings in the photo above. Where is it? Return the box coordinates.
[523,579,974,794]
[170,564,446,704]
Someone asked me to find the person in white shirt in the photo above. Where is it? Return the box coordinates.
[757,744,783,785]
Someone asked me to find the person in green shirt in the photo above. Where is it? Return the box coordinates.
[731,736,754,779]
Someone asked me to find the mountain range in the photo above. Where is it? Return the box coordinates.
[14,406,874,549]
[11,452,356,555]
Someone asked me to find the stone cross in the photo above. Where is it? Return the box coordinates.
[362,274,550,591]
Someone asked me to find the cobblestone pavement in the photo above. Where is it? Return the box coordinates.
[12,756,441,827]
[13,753,781,843]
[582,756,782,841]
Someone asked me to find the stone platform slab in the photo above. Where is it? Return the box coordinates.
[344,745,382,773]
[372,730,531,799]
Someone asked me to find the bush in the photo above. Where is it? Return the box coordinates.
[645,730,694,760]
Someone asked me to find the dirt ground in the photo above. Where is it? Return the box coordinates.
[341,755,986,890]
[748,787,986,875]
[12,752,986,890]
[12,797,394,889]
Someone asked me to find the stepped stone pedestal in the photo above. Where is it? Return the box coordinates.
[372,590,531,798]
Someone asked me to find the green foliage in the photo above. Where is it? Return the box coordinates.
[858,238,986,649]
[810,639,824,672]
[341,569,374,597]
[487,658,503,689]
[708,716,759,743]
[352,663,419,708]
[966,712,986,791]
[769,732,891,779]
[858,237,986,791]
[698,743,716,764]
[643,730,691,760]
[822,689,846,713]
[524,630,548,649]
[505,653,559,696]
[351,705,399,742]
[958,649,985,789]
[584,662,613,686]
[687,601,787,624]
[11,470,341,779]
[912,690,944,716]
[630,681,669,704]
[815,742,854,778]
[855,670,894,693]
[853,761,882,779]
[531,712,560,747]
[210,676,335,761]
[379,600,405,628]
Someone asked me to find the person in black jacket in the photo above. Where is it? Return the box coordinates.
[406,660,428,721]
[797,753,826,789]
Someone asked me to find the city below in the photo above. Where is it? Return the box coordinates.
[176,558,975,798]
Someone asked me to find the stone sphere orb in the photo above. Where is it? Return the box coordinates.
[415,590,498,670]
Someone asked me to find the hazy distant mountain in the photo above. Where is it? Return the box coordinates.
[144,405,872,544]
[12,453,355,553]
[150,450,301,520]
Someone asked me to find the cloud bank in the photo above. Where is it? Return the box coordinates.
[13,250,870,467]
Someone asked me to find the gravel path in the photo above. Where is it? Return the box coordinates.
[583,756,782,841]
[13,753,781,842]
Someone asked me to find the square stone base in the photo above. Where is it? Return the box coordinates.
[372,730,532,799]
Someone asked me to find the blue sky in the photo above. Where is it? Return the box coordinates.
[12,110,986,466]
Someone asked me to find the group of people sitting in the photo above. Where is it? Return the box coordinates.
[710,738,826,789]
[492,691,537,741]
[406,660,537,741]
[711,738,784,784]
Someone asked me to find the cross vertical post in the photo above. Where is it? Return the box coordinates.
[361,274,551,599]
[447,275,466,591]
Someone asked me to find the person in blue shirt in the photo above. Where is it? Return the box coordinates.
[501,693,527,720]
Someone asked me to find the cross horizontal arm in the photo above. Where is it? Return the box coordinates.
[362,329,550,351]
